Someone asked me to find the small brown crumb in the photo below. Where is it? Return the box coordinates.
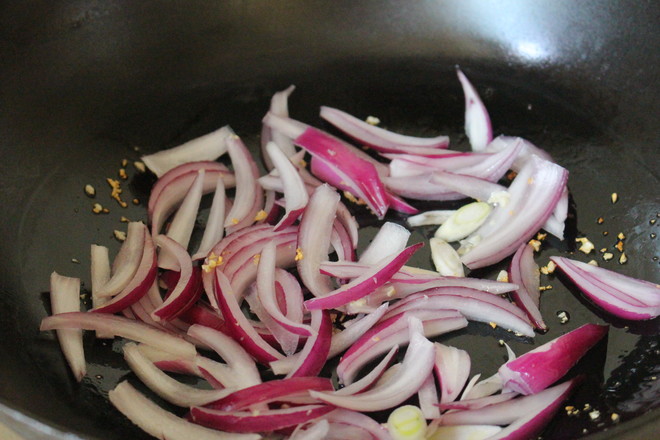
[496,270,509,283]
[611,193,618,204]
[615,241,624,252]
[506,170,518,180]
[539,285,553,291]
[119,168,128,180]
[120,216,130,222]
[84,184,96,197]
[576,237,595,254]
[113,230,127,241]
[121,158,128,167]
[343,191,366,205]
[619,253,628,264]
[540,260,557,275]
[528,239,542,252]
[602,231,609,236]
[132,198,140,205]
[596,217,604,224]
[102,208,109,213]
[603,252,614,261]
[133,161,146,173]
[365,115,381,125]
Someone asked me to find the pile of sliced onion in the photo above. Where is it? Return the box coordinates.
[38,70,657,440]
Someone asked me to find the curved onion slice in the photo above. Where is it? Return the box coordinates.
[359,222,411,265]
[485,135,553,172]
[190,404,334,433]
[152,235,201,321]
[123,343,231,407]
[284,309,332,378]
[141,126,231,178]
[320,105,450,153]
[92,230,157,314]
[108,381,258,440]
[223,135,264,234]
[313,409,393,440]
[310,318,435,411]
[460,156,568,269]
[429,237,465,277]
[90,244,113,338]
[261,85,297,170]
[192,176,227,260]
[334,346,399,397]
[305,243,422,310]
[149,161,235,235]
[263,112,390,218]
[426,424,502,440]
[97,221,146,298]
[551,256,660,320]
[187,324,262,390]
[41,312,196,358]
[509,243,546,330]
[297,184,340,297]
[498,323,608,395]
[206,377,333,411]
[457,68,492,152]
[434,342,470,404]
[265,141,309,230]
[214,270,284,364]
[337,310,467,385]
[49,272,85,381]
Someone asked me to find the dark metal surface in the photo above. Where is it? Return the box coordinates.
[0,1,658,439]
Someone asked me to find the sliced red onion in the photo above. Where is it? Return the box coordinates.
[457,68,492,152]
[177,302,227,334]
[418,372,441,419]
[190,404,334,433]
[135,344,202,377]
[264,112,390,218]
[358,222,411,265]
[141,126,231,178]
[337,310,467,385]
[149,161,234,235]
[305,243,422,311]
[187,324,262,389]
[453,137,522,181]
[214,270,284,363]
[90,244,113,338]
[334,346,398,396]
[460,156,568,269]
[320,105,450,153]
[383,172,464,201]
[97,221,146,298]
[431,171,507,203]
[429,237,465,277]
[261,85,297,170]
[224,135,264,234]
[484,135,553,172]
[387,151,493,177]
[285,309,332,378]
[123,343,232,407]
[192,177,227,260]
[434,202,493,243]
[315,409,393,440]
[196,356,244,390]
[49,272,85,382]
[551,256,660,320]
[508,243,546,331]
[92,230,157,314]
[159,168,205,270]
[386,192,420,215]
[109,381,258,440]
[265,141,309,230]
[461,372,503,401]
[311,317,435,411]
[331,219,356,262]
[434,342,470,404]
[41,312,196,358]
[439,392,517,411]
[498,323,607,395]
[329,302,390,359]
[206,377,333,411]
[152,235,201,321]
[426,424,502,440]
[297,184,340,297]
[382,287,534,337]
[289,419,330,440]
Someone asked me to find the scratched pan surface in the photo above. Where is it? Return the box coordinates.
[0,1,658,439]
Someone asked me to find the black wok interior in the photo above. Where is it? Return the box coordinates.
[0,1,658,439]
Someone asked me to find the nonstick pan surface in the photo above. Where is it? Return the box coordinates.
[0,1,658,439]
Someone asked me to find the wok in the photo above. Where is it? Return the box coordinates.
[0,1,658,438]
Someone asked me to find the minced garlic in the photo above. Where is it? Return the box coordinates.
[295,248,304,261]
[619,252,628,264]
[611,193,618,204]
[366,115,381,125]
[113,230,127,241]
[254,210,268,221]
[603,252,614,261]
[106,178,128,207]
[576,237,595,254]
[133,161,146,172]
[540,260,557,275]
[528,239,542,252]
[84,184,96,197]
